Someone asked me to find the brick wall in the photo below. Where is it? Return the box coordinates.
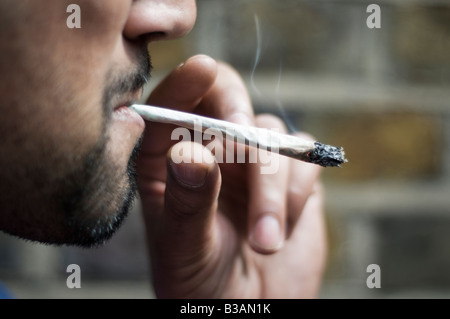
[1,0,449,298]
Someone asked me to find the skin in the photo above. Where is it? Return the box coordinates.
[0,0,327,298]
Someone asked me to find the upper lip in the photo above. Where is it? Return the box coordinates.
[113,88,144,111]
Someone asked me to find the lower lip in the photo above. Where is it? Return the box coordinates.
[113,106,146,128]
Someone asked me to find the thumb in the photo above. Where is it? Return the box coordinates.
[155,141,221,272]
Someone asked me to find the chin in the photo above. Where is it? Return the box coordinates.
[38,135,142,247]
[57,138,141,247]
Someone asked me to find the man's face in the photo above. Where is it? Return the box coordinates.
[0,0,196,246]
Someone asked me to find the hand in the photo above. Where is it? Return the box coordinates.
[136,55,327,298]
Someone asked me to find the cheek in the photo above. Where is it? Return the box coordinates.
[40,0,134,152]
[73,0,132,42]
[1,0,134,160]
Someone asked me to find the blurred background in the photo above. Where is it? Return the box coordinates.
[1,0,450,298]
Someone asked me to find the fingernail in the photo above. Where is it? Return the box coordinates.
[250,216,283,252]
[170,162,209,188]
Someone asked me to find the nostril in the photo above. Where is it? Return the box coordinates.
[123,1,197,43]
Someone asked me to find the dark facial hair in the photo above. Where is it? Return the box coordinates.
[57,48,151,247]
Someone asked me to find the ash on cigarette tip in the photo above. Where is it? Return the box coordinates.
[309,142,347,167]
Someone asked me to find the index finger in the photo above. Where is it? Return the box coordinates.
[141,55,218,158]
[197,62,255,126]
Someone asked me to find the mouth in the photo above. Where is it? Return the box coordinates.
[111,88,146,131]
[113,88,144,112]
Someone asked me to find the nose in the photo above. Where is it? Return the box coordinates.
[123,0,197,42]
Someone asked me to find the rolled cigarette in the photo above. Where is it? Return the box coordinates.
[130,104,347,167]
